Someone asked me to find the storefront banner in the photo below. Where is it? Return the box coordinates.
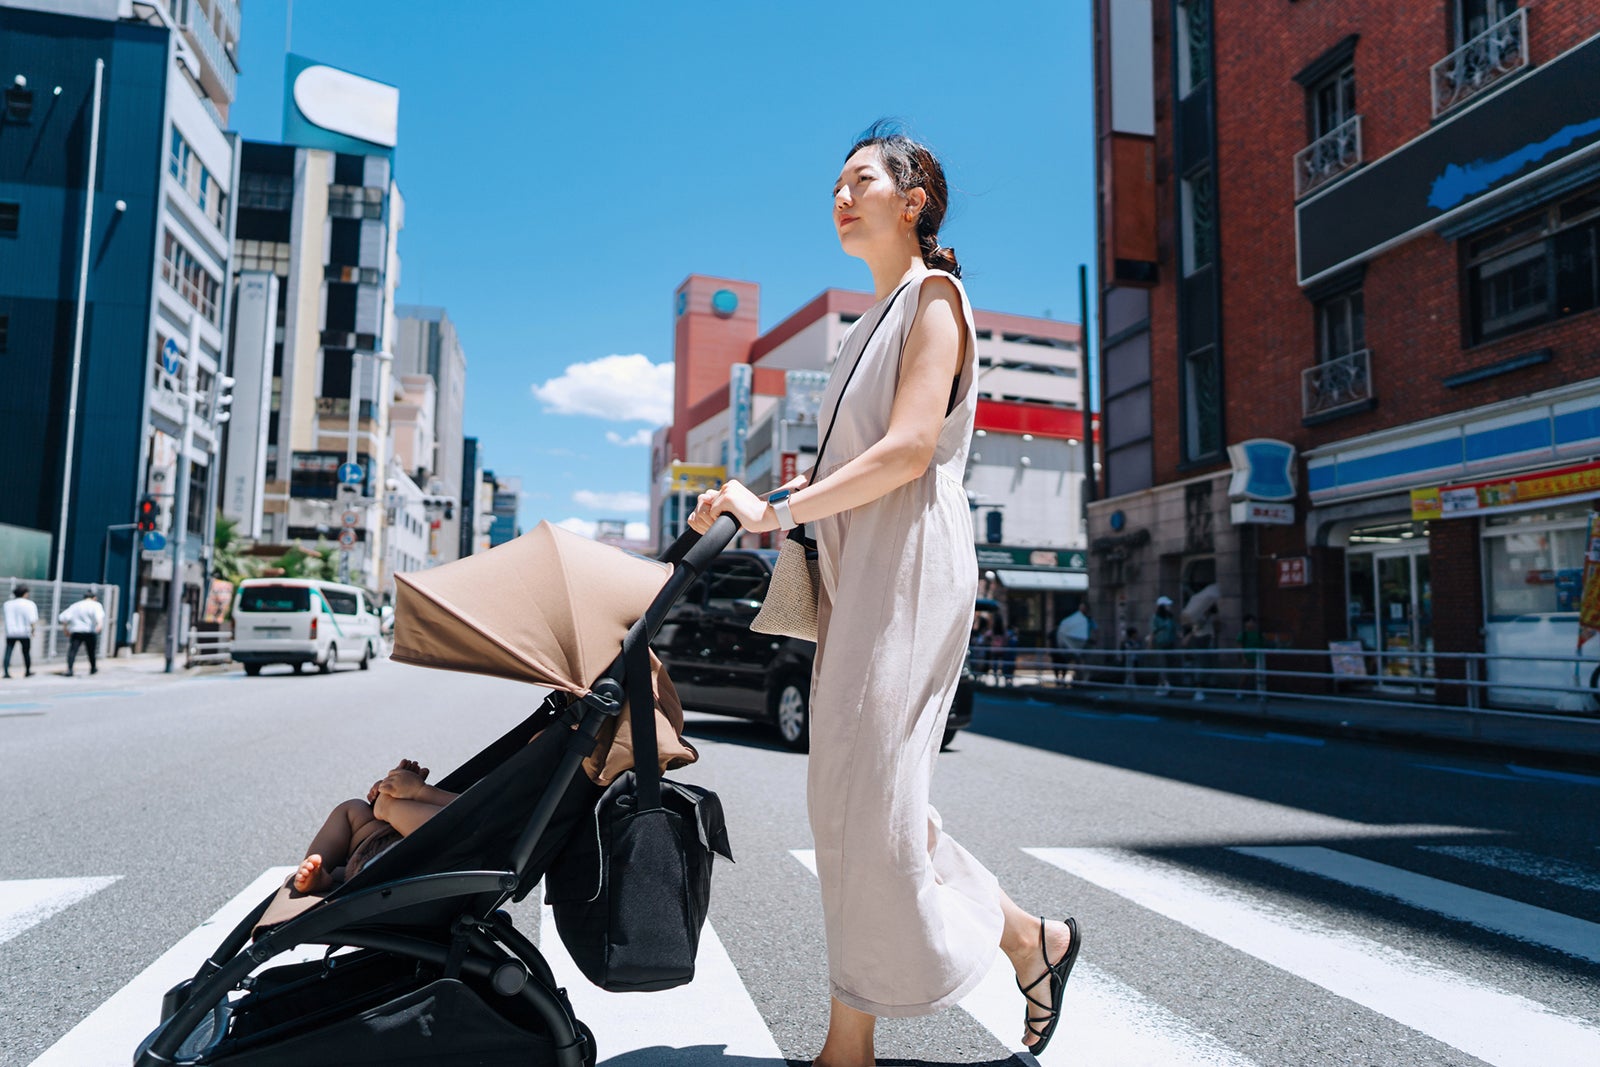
[1579,513,1600,647]
[1227,439,1297,501]
[1231,501,1295,525]
[667,463,726,495]
[1410,459,1600,520]
[728,365,752,482]
[975,545,1088,570]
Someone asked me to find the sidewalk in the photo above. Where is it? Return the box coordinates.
[0,650,231,700]
[975,672,1600,770]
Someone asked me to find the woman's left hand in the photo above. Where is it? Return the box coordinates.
[688,479,777,534]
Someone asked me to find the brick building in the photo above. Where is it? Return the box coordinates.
[1090,0,1600,707]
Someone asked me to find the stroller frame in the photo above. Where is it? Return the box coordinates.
[135,517,741,1067]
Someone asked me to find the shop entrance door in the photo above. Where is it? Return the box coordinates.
[1347,530,1433,689]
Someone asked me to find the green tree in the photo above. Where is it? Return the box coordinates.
[210,513,261,587]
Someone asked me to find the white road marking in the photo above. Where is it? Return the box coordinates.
[1264,732,1324,746]
[29,867,318,1067]
[1028,847,1600,1067]
[790,849,1257,1067]
[0,876,120,947]
[539,904,785,1063]
[1506,764,1600,788]
[1419,845,1600,894]
[1412,763,1525,782]
[1234,845,1600,964]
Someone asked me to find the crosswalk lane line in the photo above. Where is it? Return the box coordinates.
[30,867,313,1067]
[1418,844,1600,894]
[1234,845,1600,964]
[538,905,785,1063]
[790,849,1258,1067]
[1027,847,1600,1067]
[0,876,119,947]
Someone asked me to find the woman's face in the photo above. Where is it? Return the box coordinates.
[833,146,922,257]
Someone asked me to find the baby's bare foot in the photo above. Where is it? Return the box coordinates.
[293,854,333,894]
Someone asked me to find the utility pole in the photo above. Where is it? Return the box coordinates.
[165,314,201,673]
[49,58,104,659]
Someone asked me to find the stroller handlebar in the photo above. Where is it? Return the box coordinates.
[660,513,740,571]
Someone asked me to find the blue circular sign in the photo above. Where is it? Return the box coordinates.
[161,338,181,376]
[1110,510,1126,532]
[337,462,365,485]
[711,289,739,318]
[142,530,166,551]
[675,291,688,317]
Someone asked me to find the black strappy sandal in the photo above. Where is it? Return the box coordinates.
[1017,916,1081,1056]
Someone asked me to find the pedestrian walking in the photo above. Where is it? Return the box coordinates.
[1149,596,1179,695]
[1055,602,1094,685]
[1237,613,1266,694]
[999,624,1019,687]
[1120,625,1143,686]
[59,589,105,676]
[4,584,39,678]
[688,123,1079,1064]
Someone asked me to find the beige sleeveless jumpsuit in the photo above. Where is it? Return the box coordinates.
[808,269,1004,1017]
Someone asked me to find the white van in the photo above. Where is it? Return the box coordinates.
[231,579,383,676]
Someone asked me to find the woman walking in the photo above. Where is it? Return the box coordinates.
[689,123,1079,1066]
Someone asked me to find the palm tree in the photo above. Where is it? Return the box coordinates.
[211,514,260,587]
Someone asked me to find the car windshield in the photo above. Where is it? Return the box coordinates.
[239,586,310,612]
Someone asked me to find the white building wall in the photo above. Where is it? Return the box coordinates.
[963,432,1086,548]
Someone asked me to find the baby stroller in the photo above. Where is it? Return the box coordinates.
[134,516,741,1067]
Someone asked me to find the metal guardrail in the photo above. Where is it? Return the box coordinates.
[186,628,232,668]
[1432,7,1528,118]
[967,643,1600,717]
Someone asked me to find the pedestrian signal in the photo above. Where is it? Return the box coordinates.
[136,495,160,534]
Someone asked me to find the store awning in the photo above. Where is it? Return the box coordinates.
[994,569,1088,592]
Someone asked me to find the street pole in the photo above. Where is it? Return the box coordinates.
[165,313,200,673]
[49,58,104,660]
[342,352,361,585]
[1078,263,1096,507]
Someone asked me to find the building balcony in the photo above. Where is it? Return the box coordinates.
[1294,115,1362,199]
[1432,7,1528,118]
[177,0,238,107]
[1302,348,1373,421]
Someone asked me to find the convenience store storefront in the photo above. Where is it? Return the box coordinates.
[975,544,1089,648]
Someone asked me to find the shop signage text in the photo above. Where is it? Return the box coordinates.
[779,452,797,485]
[974,545,1088,571]
[667,463,726,495]
[1410,459,1600,520]
[1277,557,1311,588]
[1230,500,1295,525]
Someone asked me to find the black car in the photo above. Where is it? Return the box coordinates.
[652,549,975,751]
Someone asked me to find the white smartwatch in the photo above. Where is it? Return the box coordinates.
[769,488,798,531]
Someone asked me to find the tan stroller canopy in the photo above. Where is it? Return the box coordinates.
[391,521,671,695]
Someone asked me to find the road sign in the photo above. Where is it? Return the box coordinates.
[142,530,167,552]
[338,528,357,548]
[161,338,181,376]
[337,462,364,486]
[341,509,360,527]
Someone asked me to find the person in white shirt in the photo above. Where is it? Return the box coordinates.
[4,585,39,678]
[1054,603,1094,684]
[59,590,106,677]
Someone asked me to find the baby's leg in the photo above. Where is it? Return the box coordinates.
[295,799,379,893]
[371,793,447,836]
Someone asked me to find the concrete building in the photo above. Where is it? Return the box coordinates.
[394,304,467,563]
[1089,0,1600,706]
[0,0,241,650]
[228,55,404,594]
[459,436,486,557]
[487,472,521,548]
[652,274,1089,646]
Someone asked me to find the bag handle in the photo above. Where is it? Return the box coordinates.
[811,277,916,484]
[625,637,662,809]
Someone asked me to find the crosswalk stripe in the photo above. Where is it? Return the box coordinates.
[790,849,1258,1067]
[30,867,308,1067]
[1234,845,1600,964]
[1418,844,1600,893]
[538,904,785,1063]
[1027,847,1600,1067]
[0,876,119,948]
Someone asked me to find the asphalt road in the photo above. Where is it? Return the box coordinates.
[3,659,1598,1066]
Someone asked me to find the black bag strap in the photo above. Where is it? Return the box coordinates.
[812,277,916,482]
[625,637,662,810]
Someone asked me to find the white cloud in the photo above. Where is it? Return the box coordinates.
[555,517,651,542]
[532,354,673,424]
[573,489,650,512]
[606,428,654,447]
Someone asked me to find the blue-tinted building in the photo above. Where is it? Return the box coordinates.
[0,1,240,646]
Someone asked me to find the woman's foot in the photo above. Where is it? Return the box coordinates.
[292,854,334,894]
[1007,917,1076,1047]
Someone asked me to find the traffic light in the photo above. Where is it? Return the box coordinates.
[136,495,159,534]
[214,375,235,425]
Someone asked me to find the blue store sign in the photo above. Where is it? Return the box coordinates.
[1228,439,1297,502]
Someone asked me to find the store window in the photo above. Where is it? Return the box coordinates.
[1464,184,1600,344]
[1483,508,1589,618]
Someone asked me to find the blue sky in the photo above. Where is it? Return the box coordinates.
[231,0,1096,537]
